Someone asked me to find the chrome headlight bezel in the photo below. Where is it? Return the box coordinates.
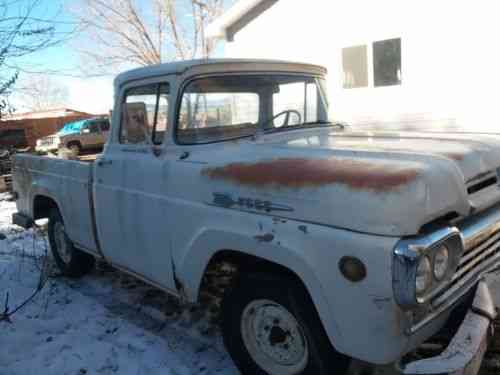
[393,227,463,310]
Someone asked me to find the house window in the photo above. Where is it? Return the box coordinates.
[342,45,368,89]
[373,38,402,87]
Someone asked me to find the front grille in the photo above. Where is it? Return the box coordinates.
[467,171,498,195]
[432,228,500,307]
[467,176,498,194]
[40,136,55,146]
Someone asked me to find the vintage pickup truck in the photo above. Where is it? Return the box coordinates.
[11,59,500,375]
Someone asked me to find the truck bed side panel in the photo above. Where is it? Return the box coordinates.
[13,154,98,253]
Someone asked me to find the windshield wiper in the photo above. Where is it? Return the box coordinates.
[262,120,345,134]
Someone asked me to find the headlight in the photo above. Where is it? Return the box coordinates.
[393,227,463,310]
[415,256,432,295]
[433,244,449,280]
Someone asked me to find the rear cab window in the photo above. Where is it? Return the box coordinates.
[120,83,169,145]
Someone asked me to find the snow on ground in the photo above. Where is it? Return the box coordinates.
[0,193,238,375]
[1,192,500,375]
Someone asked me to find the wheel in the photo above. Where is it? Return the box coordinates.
[221,274,350,375]
[48,208,95,277]
[68,143,81,156]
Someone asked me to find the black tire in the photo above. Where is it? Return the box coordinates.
[221,273,350,375]
[67,142,81,156]
[48,208,95,277]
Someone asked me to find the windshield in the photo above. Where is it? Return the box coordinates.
[176,75,331,144]
[57,120,87,136]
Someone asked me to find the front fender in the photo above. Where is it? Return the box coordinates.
[174,213,347,357]
[172,208,411,364]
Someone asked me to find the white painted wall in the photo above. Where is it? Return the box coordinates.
[223,0,500,132]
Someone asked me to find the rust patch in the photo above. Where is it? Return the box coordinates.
[202,158,419,192]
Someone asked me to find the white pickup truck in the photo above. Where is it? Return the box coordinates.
[11,59,500,375]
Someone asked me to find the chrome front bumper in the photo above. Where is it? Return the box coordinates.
[35,144,58,153]
[402,280,496,375]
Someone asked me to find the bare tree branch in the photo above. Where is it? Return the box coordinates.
[73,0,226,75]
[14,74,69,111]
[0,0,77,117]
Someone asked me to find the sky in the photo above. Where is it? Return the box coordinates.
[8,0,234,115]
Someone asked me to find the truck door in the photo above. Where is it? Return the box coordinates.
[93,81,176,292]
[85,121,102,148]
[98,118,111,145]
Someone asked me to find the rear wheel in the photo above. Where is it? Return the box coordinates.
[48,209,95,277]
[68,143,81,157]
[221,274,350,375]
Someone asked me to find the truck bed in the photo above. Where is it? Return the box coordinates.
[13,154,99,255]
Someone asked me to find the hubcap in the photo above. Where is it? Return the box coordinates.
[241,299,309,375]
[54,222,71,264]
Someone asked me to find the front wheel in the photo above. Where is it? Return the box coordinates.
[221,274,350,375]
[48,208,95,277]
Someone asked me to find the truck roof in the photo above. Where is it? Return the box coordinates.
[114,58,327,89]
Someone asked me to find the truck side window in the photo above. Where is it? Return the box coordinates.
[120,83,169,145]
[100,120,110,132]
[88,122,99,133]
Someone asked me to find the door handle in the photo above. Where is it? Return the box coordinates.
[97,159,112,166]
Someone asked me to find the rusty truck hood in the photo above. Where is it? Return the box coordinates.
[200,129,500,236]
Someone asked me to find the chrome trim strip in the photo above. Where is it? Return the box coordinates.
[459,231,500,265]
[459,204,500,251]
[453,242,500,282]
[409,261,500,333]
[433,252,500,307]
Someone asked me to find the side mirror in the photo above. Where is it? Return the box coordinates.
[82,128,90,134]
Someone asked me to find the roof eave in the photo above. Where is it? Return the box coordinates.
[206,0,279,42]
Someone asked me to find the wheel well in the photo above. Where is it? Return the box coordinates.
[66,141,81,149]
[206,250,299,280]
[33,195,58,220]
[197,250,309,321]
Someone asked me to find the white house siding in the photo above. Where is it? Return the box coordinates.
[222,0,500,132]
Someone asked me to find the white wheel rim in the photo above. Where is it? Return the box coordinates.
[241,299,309,375]
[54,221,71,264]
